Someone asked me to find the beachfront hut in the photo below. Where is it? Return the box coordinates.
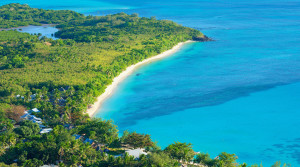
[125,149,148,159]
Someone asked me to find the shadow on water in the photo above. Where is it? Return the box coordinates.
[118,82,287,127]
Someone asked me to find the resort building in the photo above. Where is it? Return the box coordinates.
[30,108,41,113]
[40,128,53,134]
[20,108,52,134]
[83,138,95,145]
[73,134,84,141]
[125,149,148,159]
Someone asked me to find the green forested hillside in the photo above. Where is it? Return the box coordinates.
[0,4,206,123]
[0,3,84,28]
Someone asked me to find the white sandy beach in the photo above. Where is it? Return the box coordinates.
[86,40,195,117]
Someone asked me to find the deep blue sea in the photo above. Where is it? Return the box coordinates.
[2,0,300,166]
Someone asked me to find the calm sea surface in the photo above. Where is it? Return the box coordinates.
[2,0,300,166]
[10,25,59,39]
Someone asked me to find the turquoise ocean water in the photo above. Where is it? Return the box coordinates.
[2,0,300,166]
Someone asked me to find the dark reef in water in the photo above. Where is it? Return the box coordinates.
[193,35,213,42]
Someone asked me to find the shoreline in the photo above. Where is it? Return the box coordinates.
[0,24,57,31]
[86,40,195,117]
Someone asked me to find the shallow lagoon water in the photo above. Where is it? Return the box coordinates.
[12,25,59,40]
[2,0,300,166]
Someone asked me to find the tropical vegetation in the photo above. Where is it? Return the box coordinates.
[0,3,289,167]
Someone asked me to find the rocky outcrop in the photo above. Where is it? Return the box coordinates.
[192,35,213,42]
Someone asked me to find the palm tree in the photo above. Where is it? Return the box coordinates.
[36,92,42,103]
[0,145,5,156]
[7,133,16,146]
[66,86,75,97]
[58,146,65,163]
[25,91,32,102]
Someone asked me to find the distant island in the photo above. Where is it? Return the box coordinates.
[0,3,284,167]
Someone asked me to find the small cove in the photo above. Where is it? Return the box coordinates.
[12,25,59,40]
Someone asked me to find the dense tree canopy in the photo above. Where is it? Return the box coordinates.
[164,142,195,162]
[218,152,238,167]
[55,12,203,43]
[123,131,154,149]
[145,152,179,167]
[194,152,217,166]
[0,3,84,28]
[14,120,40,138]
[76,118,118,144]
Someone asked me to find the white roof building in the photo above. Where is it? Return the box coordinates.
[39,125,46,128]
[20,108,54,135]
[31,108,40,113]
[41,165,58,167]
[40,128,53,134]
[28,115,42,121]
[20,113,31,119]
[125,149,147,159]
[32,120,43,124]
[30,94,36,99]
